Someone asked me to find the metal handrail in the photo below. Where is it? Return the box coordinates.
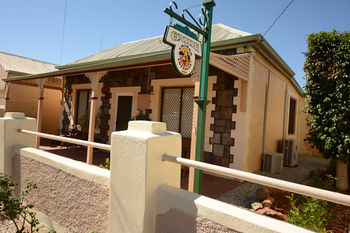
[18,129,111,151]
[163,154,350,207]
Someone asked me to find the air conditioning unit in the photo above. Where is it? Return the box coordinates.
[263,153,283,174]
[278,139,298,167]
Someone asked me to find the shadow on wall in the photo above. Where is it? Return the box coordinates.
[0,109,4,117]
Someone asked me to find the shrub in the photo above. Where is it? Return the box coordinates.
[287,175,337,232]
[0,173,56,233]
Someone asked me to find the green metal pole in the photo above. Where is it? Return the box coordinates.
[193,0,215,194]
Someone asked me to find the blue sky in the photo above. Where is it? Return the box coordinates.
[0,0,349,87]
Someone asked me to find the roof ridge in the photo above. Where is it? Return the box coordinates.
[0,51,57,66]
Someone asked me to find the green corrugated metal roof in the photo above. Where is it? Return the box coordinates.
[3,23,303,95]
[63,24,251,67]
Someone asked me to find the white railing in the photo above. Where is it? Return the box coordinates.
[163,154,350,207]
[18,129,111,151]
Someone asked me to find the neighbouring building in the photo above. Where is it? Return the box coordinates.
[0,52,61,134]
[3,24,318,171]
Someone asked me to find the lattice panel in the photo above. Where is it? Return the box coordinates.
[210,52,251,81]
[161,88,181,133]
[180,87,194,138]
[12,76,62,90]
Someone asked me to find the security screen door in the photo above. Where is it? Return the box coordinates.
[161,87,194,138]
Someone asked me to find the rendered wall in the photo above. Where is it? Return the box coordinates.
[298,98,322,156]
[245,52,303,172]
[230,79,247,170]
[244,57,268,172]
[12,147,109,233]
[6,84,61,134]
[264,72,286,153]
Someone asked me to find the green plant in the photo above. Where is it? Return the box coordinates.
[287,176,337,232]
[311,174,337,190]
[304,30,350,190]
[287,194,331,232]
[99,158,110,170]
[0,174,40,232]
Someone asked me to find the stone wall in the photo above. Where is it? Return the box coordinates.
[12,149,109,233]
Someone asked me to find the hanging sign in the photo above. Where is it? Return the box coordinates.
[163,24,202,76]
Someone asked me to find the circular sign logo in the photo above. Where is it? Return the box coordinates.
[174,44,196,76]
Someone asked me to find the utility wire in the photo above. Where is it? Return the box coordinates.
[183,3,202,11]
[258,0,295,46]
[59,0,68,65]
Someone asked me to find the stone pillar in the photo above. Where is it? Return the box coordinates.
[99,75,111,143]
[109,121,181,233]
[61,77,72,135]
[208,71,237,167]
[0,112,36,176]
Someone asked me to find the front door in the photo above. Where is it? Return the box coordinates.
[115,96,133,131]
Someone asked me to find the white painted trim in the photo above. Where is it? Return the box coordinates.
[108,86,141,138]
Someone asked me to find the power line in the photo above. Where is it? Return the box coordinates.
[59,0,68,65]
[259,0,295,44]
[183,3,202,11]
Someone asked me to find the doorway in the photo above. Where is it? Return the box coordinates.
[115,96,133,131]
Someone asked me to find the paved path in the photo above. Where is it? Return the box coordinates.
[218,154,329,208]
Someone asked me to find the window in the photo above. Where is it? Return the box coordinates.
[288,98,297,134]
[76,90,91,124]
[161,87,194,138]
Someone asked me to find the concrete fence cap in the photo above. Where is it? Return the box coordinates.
[128,121,167,134]
[4,112,26,119]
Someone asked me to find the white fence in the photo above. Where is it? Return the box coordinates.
[2,112,344,233]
